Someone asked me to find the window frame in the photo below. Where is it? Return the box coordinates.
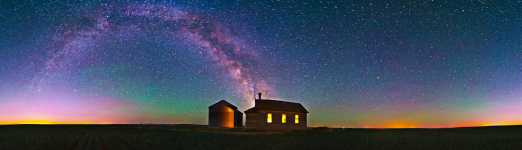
[266,113,272,123]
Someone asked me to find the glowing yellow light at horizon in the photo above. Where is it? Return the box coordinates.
[295,114,299,124]
[0,120,57,125]
[282,114,287,124]
[384,122,418,128]
[0,119,101,125]
[479,121,522,127]
[267,113,272,123]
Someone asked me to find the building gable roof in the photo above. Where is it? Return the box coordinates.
[209,100,238,110]
[245,99,308,113]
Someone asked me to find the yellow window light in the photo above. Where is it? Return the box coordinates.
[267,113,272,123]
[282,114,287,124]
[294,114,299,124]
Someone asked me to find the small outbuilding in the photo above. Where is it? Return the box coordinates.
[208,100,243,128]
[245,93,309,129]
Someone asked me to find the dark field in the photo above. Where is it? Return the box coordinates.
[1,125,521,150]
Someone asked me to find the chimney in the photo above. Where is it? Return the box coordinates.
[258,93,262,100]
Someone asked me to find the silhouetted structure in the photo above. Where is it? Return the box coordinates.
[245,93,308,129]
[208,100,243,128]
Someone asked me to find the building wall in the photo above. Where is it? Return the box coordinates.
[208,106,235,128]
[234,110,243,127]
[245,112,261,128]
[246,111,307,129]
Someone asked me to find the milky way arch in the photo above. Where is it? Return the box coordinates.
[32,4,274,107]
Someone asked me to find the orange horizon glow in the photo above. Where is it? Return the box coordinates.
[310,121,522,129]
[1,120,521,128]
[0,120,119,125]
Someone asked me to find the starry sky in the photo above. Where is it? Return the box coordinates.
[0,0,521,128]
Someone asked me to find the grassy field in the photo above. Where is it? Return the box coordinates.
[0,124,521,150]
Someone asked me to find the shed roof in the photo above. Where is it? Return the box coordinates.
[245,99,308,113]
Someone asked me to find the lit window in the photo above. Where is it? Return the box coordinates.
[267,113,272,123]
[282,114,287,124]
[294,114,299,124]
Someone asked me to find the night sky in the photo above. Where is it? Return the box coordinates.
[0,0,521,128]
